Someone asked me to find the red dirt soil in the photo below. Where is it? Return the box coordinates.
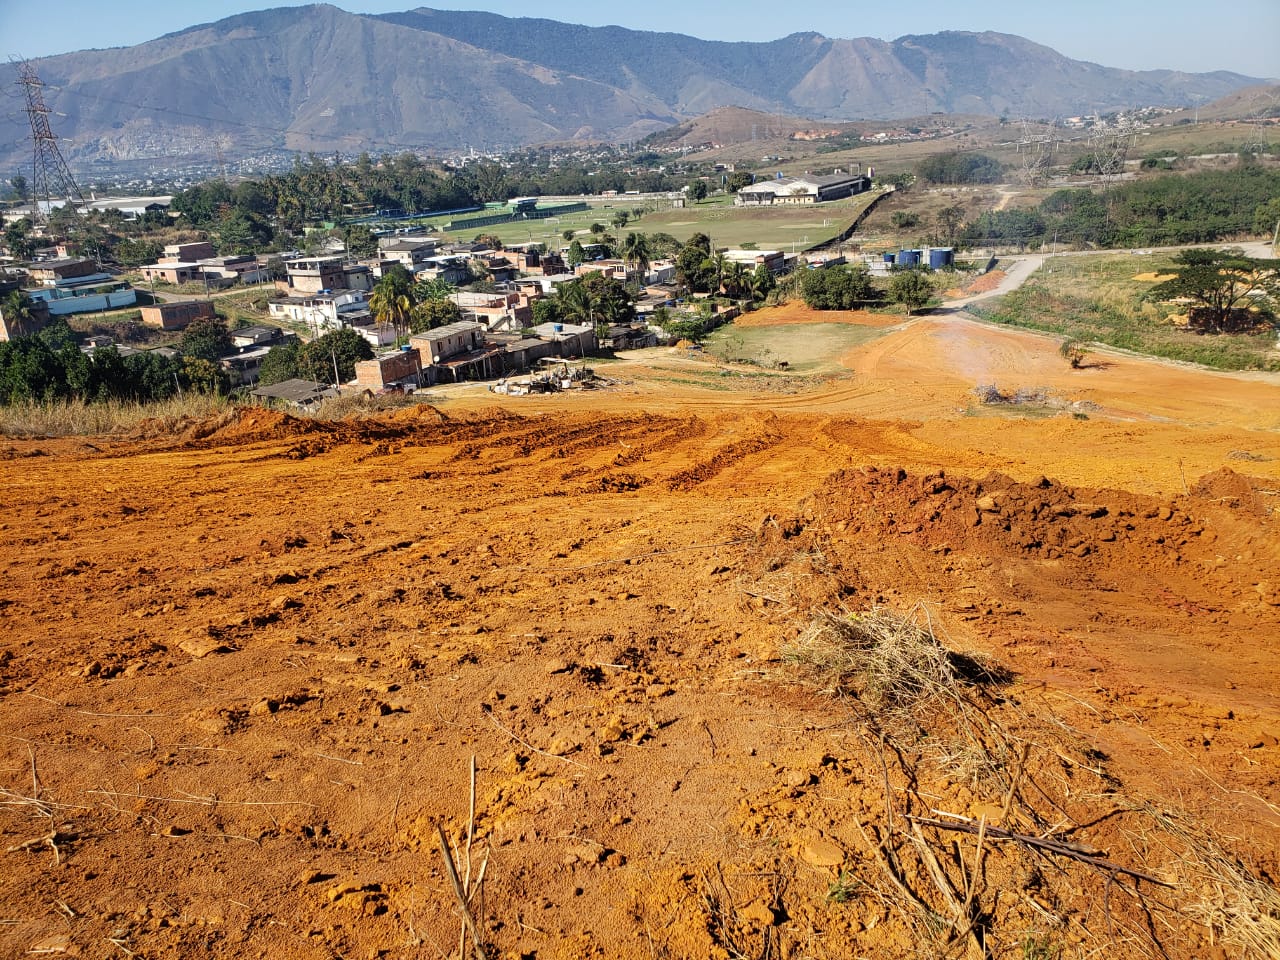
[2,321,1279,959]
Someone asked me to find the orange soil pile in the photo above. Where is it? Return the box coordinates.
[943,270,1007,299]
[1,395,1277,959]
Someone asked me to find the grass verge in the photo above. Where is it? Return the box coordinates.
[970,253,1280,372]
[0,395,230,437]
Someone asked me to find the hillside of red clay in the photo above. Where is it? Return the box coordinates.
[2,318,1279,959]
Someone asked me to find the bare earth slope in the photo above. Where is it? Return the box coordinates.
[1,316,1278,959]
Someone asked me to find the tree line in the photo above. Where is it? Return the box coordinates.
[962,165,1280,248]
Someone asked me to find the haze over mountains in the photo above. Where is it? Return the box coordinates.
[1,4,1266,169]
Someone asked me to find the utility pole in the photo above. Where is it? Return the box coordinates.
[15,60,84,224]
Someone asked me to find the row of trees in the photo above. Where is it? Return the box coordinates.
[962,165,1280,248]
[798,264,936,314]
[167,151,689,238]
[0,318,228,404]
[916,152,1004,185]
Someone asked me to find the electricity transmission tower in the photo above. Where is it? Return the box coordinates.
[15,59,84,222]
[1239,88,1277,157]
[1015,119,1056,185]
[1088,116,1137,188]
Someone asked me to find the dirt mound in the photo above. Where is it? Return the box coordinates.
[1191,466,1272,516]
[813,464,1197,564]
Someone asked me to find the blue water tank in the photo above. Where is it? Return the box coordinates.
[897,249,920,267]
[929,248,954,269]
[883,252,895,263]
[553,323,564,332]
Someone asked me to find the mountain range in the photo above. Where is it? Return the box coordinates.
[0,4,1267,170]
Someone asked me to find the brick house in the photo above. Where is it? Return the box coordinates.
[139,299,217,330]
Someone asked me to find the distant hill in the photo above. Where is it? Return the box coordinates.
[641,107,851,149]
[1161,84,1280,123]
[0,4,1266,170]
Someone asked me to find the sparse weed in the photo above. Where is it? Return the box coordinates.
[825,871,862,904]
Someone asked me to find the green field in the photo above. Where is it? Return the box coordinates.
[639,191,882,251]
[394,190,883,253]
[705,320,890,374]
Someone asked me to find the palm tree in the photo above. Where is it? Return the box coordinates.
[369,266,416,345]
[621,232,651,283]
[557,280,594,328]
[722,261,748,299]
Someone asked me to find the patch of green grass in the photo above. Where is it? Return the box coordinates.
[705,321,888,374]
[825,872,863,904]
[970,253,1280,372]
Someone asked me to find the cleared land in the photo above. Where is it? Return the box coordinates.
[3,299,1279,959]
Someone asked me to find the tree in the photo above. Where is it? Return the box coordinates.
[589,222,606,236]
[916,152,1003,185]
[369,265,417,344]
[554,274,634,335]
[10,174,29,203]
[562,228,576,243]
[116,238,163,269]
[567,240,586,267]
[182,357,230,394]
[800,266,875,310]
[676,233,713,294]
[258,342,301,386]
[1,290,37,337]
[725,171,754,193]
[531,298,561,326]
[621,232,651,280]
[1144,249,1278,333]
[179,316,233,362]
[414,276,455,304]
[3,219,36,261]
[889,269,934,315]
[343,224,378,258]
[664,317,707,343]
[38,317,77,352]
[721,260,749,299]
[611,211,630,230]
[299,328,374,384]
[410,298,462,333]
[935,205,964,245]
[686,179,708,202]
[0,334,64,402]
[1059,338,1088,369]
[750,264,776,302]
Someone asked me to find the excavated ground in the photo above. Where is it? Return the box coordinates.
[2,310,1279,960]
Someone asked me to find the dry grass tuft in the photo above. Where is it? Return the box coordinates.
[310,392,427,420]
[1152,808,1280,959]
[782,605,1008,725]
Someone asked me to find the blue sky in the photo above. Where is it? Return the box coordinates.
[2,1,1278,77]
